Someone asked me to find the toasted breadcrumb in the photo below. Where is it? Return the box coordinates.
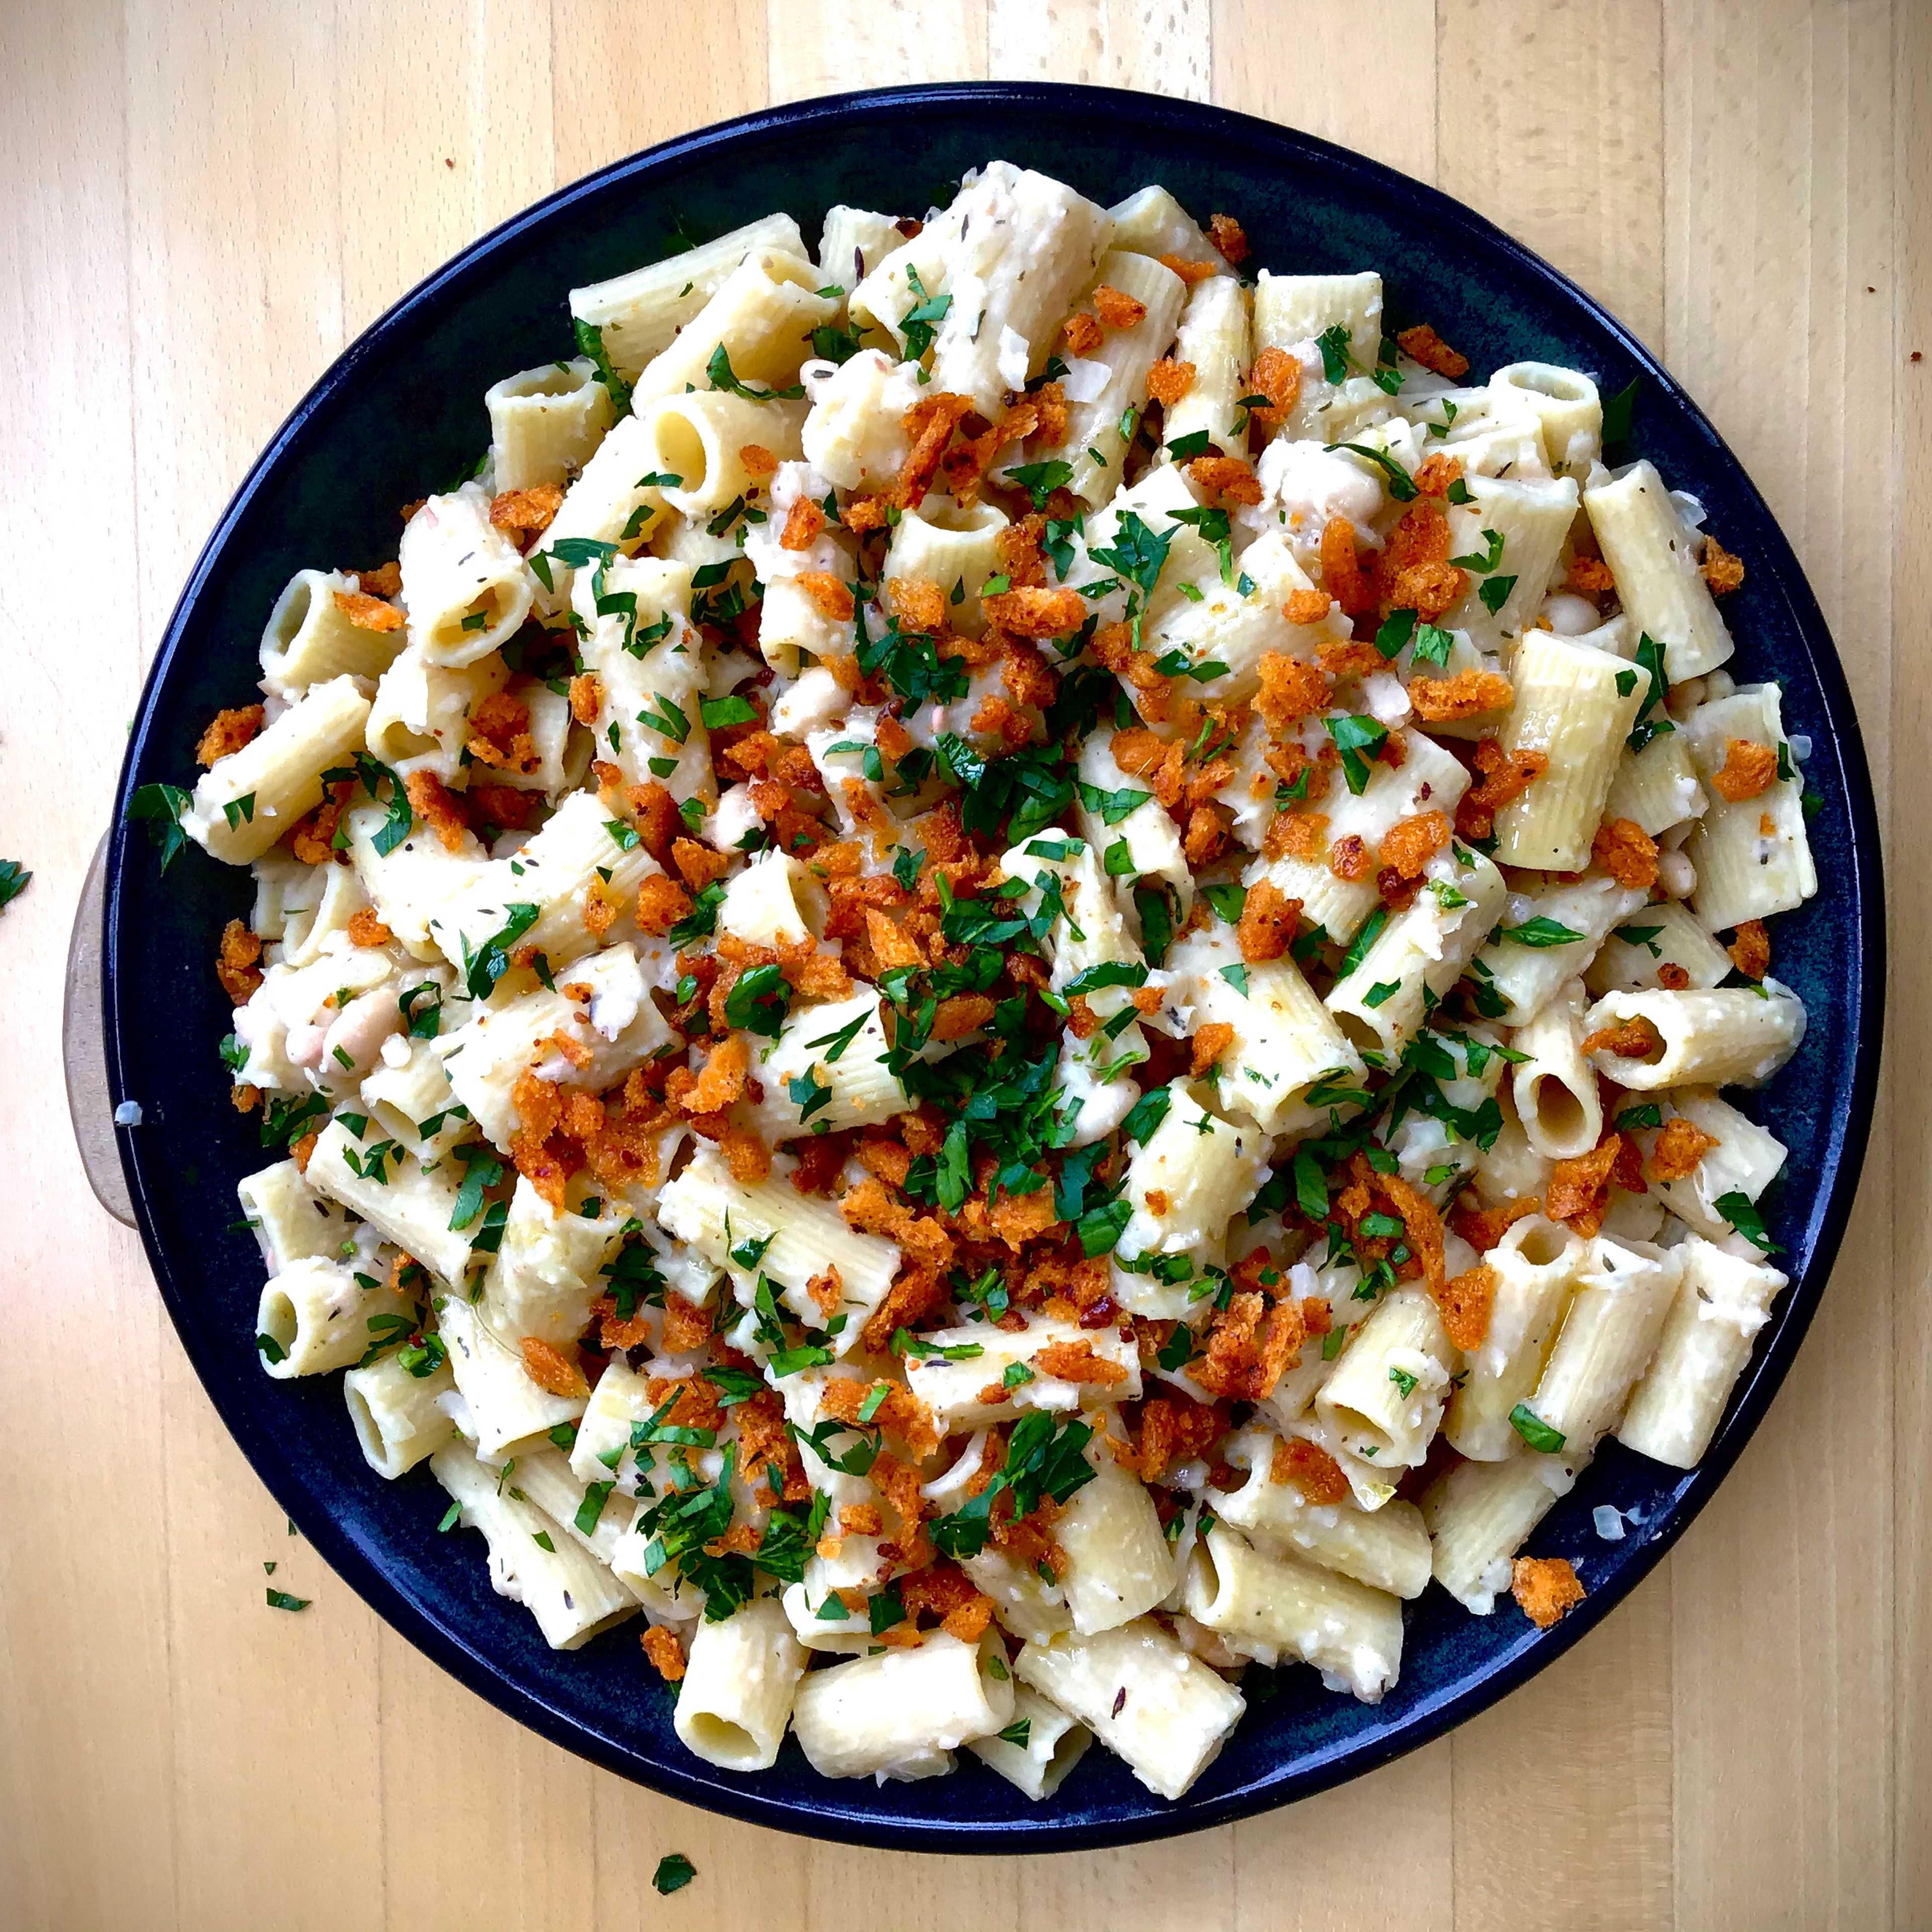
[1546,1136,1622,1234]
[347,907,392,948]
[1711,739,1779,802]
[1034,1339,1129,1387]
[1237,878,1301,962]
[1581,1015,1663,1061]
[1454,740,1547,838]
[333,589,404,632]
[216,919,263,1003]
[488,485,563,538]
[1567,554,1616,597]
[1410,669,1514,724]
[1591,816,1660,891]
[681,1033,750,1114]
[1431,1262,1498,1352]
[196,705,265,767]
[1145,356,1195,406]
[781,496,827,552]
[1728,917,1772,980]
[889,576,949,635]
[1378,810,1451,881]
[555,673,597,730]
[1269,1436,1350,1504]
[1185,454,1263,507]
[520,1336,589,1398]
[1062,310,1103,356]
[640,1624,687,1682]
[739,443,779,480]
[982,585,1087,638]
[1319,515,1371,616]
[1701,533,1746,594]
[1512,1555,1585,1628]
[403,771,468,853]
[1412,452,1466,498]
[1395,324,1470,379]
[796,570,855,621]
[1190,1021,1236,1073]
[1158,254,1220,288]
[1648,1116,1720,1182]
[1091,284,1147,330]
[1206,213,1250,264]
[1244,346,1301,430]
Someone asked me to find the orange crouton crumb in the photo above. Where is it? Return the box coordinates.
[346,906,393,949]
[1512,1555,1585,1628]
[520,1337,589,1399]
[1410,668,1514,723]
[1327,832,1373,881]
[982,585,1087,638]
[1649,1116,1720,1182]
[404,770,468,853]
[1319,515,1371,617]
[1378,810,1450,881]
[806,1264,844,1320]
[1396,324,1470,379]
[1591,816,1660,891]
[215,919,263,1003]
[796,571,855,622]
[1546,1137,1622,1234]
[781,496,827,552]
[1412,452,1466,498]
[1185,454,1263,508]
[681,1033,750,1114]
[640,1624,687,1682]
[1033,1339,1128,1388]
[1207,213,1250,264]
[1159,254,1221,288]
[1091,284,1147,330]
[1146,357,1195,406]
[352,560,401,598]
[290,1129,320,1173]
[1454,740,1547,839]
[1567,554,1617,597]
[1062,310,1103,356]
[1581,1015,1664,1061]
[1728,918,1772,980]
[333,588,405,632]
[635,871,694,935]
[488,485,564,538]
[1283,588,1332,626]
[196,704,265,767]
[1256,651,1331,733]
[1431,1262,1498,1353]
[1701,533,1746,594]
[889,576,949,635]
[1244,346,1302,430]
[1237,878,1301,963]
[568,672,602,726]
[840,1502,882,1536]
[739,443,779,480]
[1269,1435,1350,1504]
[839,493,890,533]
[673,837,733,892]
[1449,1191,1540,1254]
[1190,1021,1236,1074]
[230,1082,260,1113]
[1712,739,1778,803]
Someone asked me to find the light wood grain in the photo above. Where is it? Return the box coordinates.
[0,1,1918,1925]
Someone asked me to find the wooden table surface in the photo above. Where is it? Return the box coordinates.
[2,2,1923,1926]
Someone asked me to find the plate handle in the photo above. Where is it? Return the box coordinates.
[64,833,136,1228]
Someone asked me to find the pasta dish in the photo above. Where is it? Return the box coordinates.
[131,161,1815,1803]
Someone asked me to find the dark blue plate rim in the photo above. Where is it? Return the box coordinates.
[103,80,1886,1853]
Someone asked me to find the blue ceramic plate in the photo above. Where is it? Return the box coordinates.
[105,83,1884,1851]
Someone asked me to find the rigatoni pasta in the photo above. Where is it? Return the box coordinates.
[138,158,1818,1807]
